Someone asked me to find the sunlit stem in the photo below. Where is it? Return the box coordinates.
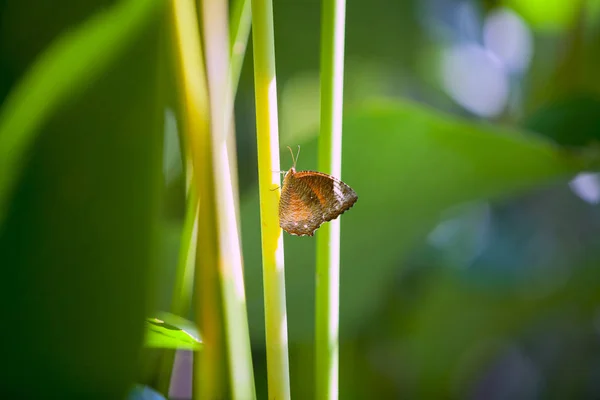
[315,0,346,398]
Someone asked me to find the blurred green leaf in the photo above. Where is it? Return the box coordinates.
[0,0,165,398]
[0,0,162,227]
[391,262,600,398]
[145,314,202,351]
[524,93,600,147]
[241,99,590,344]
[506,0,600,33]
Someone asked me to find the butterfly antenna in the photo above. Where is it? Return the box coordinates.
[295,145,301,167]
[287,145,296,168]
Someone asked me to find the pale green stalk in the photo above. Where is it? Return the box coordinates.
[315,0,346,398]
[201,0,256,398]
[230,0,252,93]
[223,0,251,236]
[157,0,253,395]
[168,0,227,398]
[156,180,198,396]
[251,0,291,398]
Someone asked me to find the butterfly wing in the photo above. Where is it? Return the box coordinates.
[279,170,358,236]
[279,171,326,236]
[297,171,358,221]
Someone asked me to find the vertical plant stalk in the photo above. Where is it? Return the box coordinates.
[251,0,291,398]
[157,0,253,395]
[230,0,252,93]
[155,182,198,396]
[168,0,226,398]
[223,0,252,234]
[222,0,252,245]
[202,0,257,398]
[173,177,199,319]
[315,0,346,398]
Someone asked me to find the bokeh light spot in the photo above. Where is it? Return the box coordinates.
[441,43,508,117]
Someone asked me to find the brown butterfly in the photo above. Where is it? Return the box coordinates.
[278,146,358,236]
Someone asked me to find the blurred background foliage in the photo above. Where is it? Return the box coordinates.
[3,0,600,399]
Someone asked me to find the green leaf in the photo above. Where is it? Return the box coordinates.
[241,99,591,344]
[145,314,202,351]
[0,0,163,227]
[524,94,600,147]
[0,0,165,398]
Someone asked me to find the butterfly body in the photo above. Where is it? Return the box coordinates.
[279,166,358,236]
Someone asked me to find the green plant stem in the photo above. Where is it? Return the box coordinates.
[228,0,251,219]
[172,167,199,319]
[315,0,346,398]
[201,0,257,398]
[156,1,253,395]
[230,0,252,94]
[251,0,291,398]
[168,0,228,398]
[155,180,198,395]
[223,0,251,239]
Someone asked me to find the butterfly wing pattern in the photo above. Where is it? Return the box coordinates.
[279,167,358,236]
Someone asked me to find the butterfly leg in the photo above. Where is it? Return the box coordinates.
[270,185,280,191]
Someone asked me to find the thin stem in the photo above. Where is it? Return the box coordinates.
[224,0,251,242]
[315,0,346,398]
[172,176,199,316]
[251,0,291,398]
[155,180,198,395]
[168,0,227,398]
[202,0,257,398]
[230,0,252,94]
[157,0,253,395]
